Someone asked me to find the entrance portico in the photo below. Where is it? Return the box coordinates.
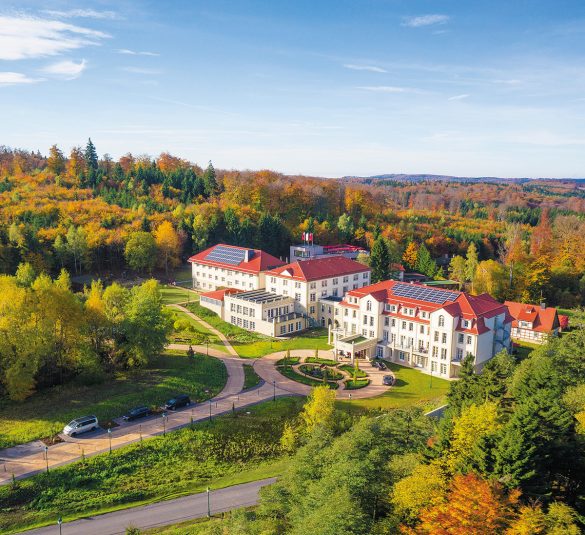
[328,327,378,363]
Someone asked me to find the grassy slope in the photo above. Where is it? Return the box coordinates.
[160,285,199,305]
[338,362,449,411]
[243,364,263,390]
[186,302,331,358]
[168,308,228,354]
[0,352,226,449]
[0,398,303,534]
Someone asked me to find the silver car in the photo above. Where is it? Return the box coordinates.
[63,415,98,437]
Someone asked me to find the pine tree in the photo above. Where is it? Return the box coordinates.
[47,144,66,175]
[84,138,98,172]
[415,243,438,278]
[465,242,479,282]
[370,236,390,283]
[202,160,218,197]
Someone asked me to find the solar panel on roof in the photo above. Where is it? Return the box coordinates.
[205,245,253,266]
[392,283,456,305]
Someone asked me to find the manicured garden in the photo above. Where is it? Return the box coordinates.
[0,398,304,534]
[299,363,343,381]
[338,361,449,411]
[0,352,226,449]
[277,363,339,389]
[185,302,331,358]
[168,307,228,353]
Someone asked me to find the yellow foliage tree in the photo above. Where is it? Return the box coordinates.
[154,221,181,276]
[300,385,336,433]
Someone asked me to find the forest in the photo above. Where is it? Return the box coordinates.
[0,141,584,309]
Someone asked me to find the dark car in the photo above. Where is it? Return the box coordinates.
[378,362,387,371]
[122,406,152,421]
[383,375,395,386]
[164,394,191,410]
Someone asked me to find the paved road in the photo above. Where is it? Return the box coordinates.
[17,478,276,534]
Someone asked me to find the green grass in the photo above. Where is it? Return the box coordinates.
[513,340,539,362]
[168,308,228,354]
[243,364,263,390]
[299,364,343,381]
[0,398,303,534]
[160,285,199,305]
[145,516,226,534]
[186,302,331,358]
[344,379,370,390]
[0,352,226,449]
[338,362,449,411]
[338,364,367,378]
[277,364,339,389]
[275,357,300,367]
[305,357,337,365]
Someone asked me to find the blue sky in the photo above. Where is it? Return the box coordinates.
[1,1,585,177]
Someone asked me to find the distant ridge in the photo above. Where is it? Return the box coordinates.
[341,174,585,185]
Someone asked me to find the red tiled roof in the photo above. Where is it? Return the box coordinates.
[504,301,559,333]
[188,244,285,274]
[200,288,244,302]
[265,256,370,282]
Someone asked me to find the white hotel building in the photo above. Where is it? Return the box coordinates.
[329,280,512,378]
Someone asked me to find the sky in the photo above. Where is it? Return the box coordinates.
[1,1,585,178]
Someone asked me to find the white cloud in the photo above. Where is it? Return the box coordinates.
[358,85,421,94]
[121,67,162,75]
[0,71,43,87]
[43,9,118,20]
[402,14,450,28]
[117,48,160,57]
[343,64,387,73]
[448,94,469,101]
[0,15,110,60]
[42,59,87,79]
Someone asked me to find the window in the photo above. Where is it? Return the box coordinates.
[321,280,327,287]
[363,273,368,279]
[310,282,317,289]
[431,361,437,372]
[353,274,359,280]
[438,315,445,327]
[402,321,406,329]
[333,278,338,284]
[467,335,472,345]
[370,330,374,338]
[295,293,301,301]
[391,319,396,327]
[434,331,439,342]
[409,322,413,331]
[420,325,424,334]
[383,330,389,341]
[456,348,463,359]
[310,293,316,302]
[366,301,372,311]
[384,317,389,326]
[370,316,374,326]
[295,281,301,288]
[441,348,447,360]
[440,364,447,375]
[432,346,438,358]
[280,326,286,335]
[399,351,405,362]
[343,276,349,282]
[250,322,255,330]
[463,319,469,328]
[363,315,368,325]
[458,333,464,344]
[442,332,447,344]
[310,306,315,314]
[362,329,368,336]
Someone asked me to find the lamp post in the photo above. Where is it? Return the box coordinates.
[44,445,49,473]
[107,427,112,454]
[208,399,212,422]
[162,412,168,436]
[57,516,62,535]
[349,393,352,403]
[272,380,276,401]
[429,366,433,389]
[207,487,211,518]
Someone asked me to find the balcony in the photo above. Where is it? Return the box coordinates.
[267,312,304,324]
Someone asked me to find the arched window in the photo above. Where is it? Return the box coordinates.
[438,315,445,327]
[366,300,372,311]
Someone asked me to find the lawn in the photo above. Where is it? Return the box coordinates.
[168,308,228,354]
[185,302,331,358]
[338,362,449,411]
[277,364,339,389]
[243,364,263,390]
[338,364,367,378]
[0,352,226,449]
[0,398,303,534]
[160,285,199,305]
[344,379,370,390]
[513,340,539,362]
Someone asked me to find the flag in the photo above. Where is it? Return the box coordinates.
[309,232,313,242]
[302,232,306,242]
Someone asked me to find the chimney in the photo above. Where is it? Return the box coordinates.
[244,249,251,262]
[540,302,546,310]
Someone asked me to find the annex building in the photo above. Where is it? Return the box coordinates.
[504,301,560,344]
[328,280,513,379]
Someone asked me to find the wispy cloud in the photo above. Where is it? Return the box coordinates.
[343,64,387,73]
[117,48,160,57]
[448,93,469,101]
[0,71,44,87]
[0,15,110,60]
[42,59,87,79]
[43,9,118,20]
[358,85,422,94]
[402,14,450,28]
[121,67,162,75]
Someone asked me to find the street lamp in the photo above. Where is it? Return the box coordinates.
[44,445,49,473]
[57,516,62,535]
[272,380,276,401]
[207,487,211,518]
[162,412,168,436]
[107,427,112,454]
[349,393,352,403]
[208,399,212,422]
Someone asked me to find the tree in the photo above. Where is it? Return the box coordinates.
[84,138,98,172]
[66,225,89,274]
[300,385,336,434]
[67,146,85,181]
[15,262,35,287]
[370,236,391,282]
[202,160,218,197]
[47,144,66,175]
[465,242,479,283]
[403,242,418,270]
[448,255,466,288]
[404,473,521,535]
[125,231,157,273]
[154,221,181,277]
[415,243,438,278]
[473,260,508,300]
[337,213,355,242]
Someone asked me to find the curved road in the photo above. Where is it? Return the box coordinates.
[17,478,276,535]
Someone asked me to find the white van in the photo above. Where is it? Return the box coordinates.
[63,416,99,437]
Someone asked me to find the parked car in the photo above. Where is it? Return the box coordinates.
[164,394,191,410]
[63,416,99,437]
[122,406,152,421]
[371,361,380,368]
[383,375,395,386]
[378,362,387,370]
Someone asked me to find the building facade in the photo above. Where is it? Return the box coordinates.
[504,301,560,344]
[329,280,512,379]
[264,256,371,326]
[189,244,285,291]
[289,243,368,262]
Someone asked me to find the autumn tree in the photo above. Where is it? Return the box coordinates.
[67,146,85,181]
[415,243,439,278]
[300,385,336,434]
[125,231,157,273]
[465,242,479,283]
[47,144,66,175]
[403,241,418,270]
[154,221,181,276]
[448,255,466,288]
[473,259,508,300]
